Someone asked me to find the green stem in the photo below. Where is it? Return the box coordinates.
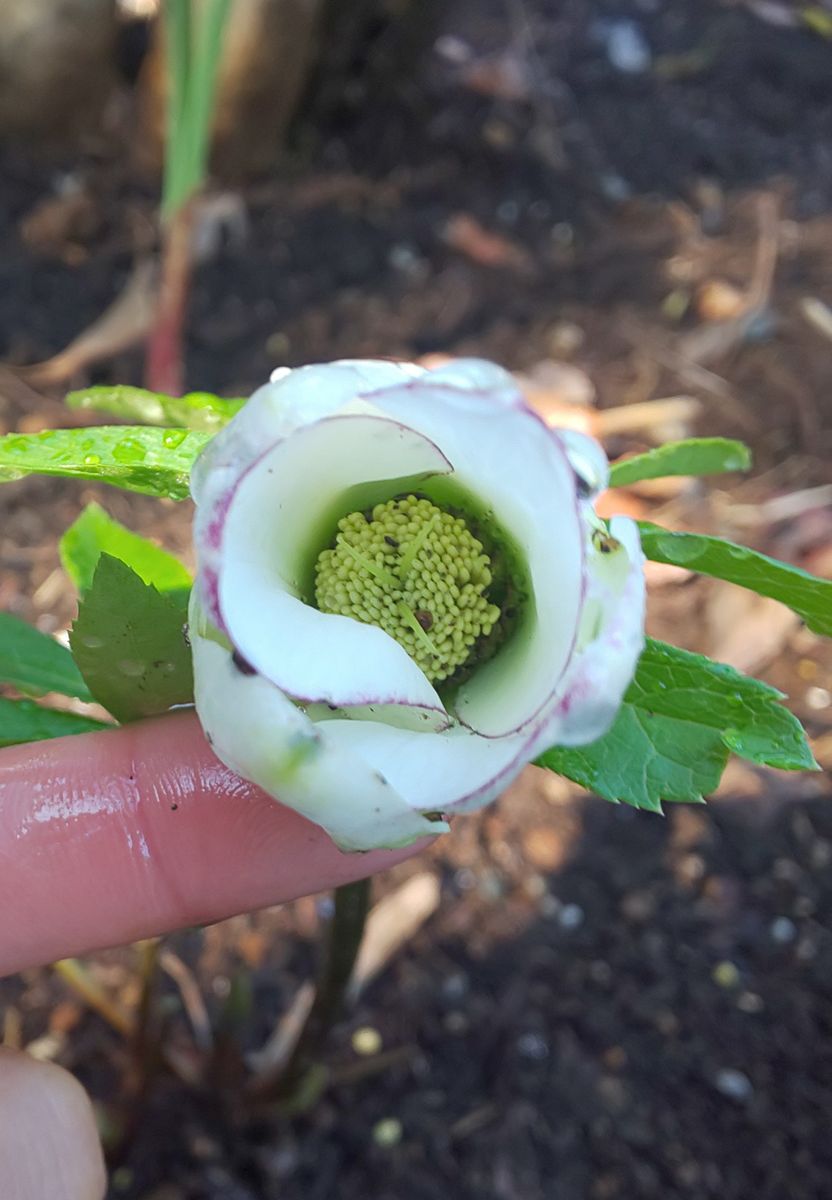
[256,878,372,1100]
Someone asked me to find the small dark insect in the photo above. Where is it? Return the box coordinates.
[592,529,620,555]
[415,609,434,631]
[384,535,400,548]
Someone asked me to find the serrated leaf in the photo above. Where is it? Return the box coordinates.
[639,522,832,637]
[66,386,245,432]
[0,612,92,700]
[0,426,211,499]
[538,638,816,810]
[0,697,110,747]
[609,437,751,488]
[70,556,193,723]
[540,706,727,811]
[60,502,191,595]
[629,639,816,770]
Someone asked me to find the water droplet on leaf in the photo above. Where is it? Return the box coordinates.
[118,659,145,677]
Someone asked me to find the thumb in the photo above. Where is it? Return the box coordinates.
[0,1048,106,1200]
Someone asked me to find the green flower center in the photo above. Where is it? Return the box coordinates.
[314,495,501,684]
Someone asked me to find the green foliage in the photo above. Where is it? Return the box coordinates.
[70,556,193,723]
[0,612,92,700]
[539,638,816,810]
[639,522,832,636]
[60,503,191,595]
[608,437,751,488]
[163,0,232,216]
[0,426,211,500]
[66,386,245,432]
[0,697,109,748]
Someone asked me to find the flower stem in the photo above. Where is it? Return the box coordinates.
[256,877,371,1101]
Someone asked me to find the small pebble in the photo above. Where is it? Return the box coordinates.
[770,916,797,944]
[599,18,652,73]
[714,1068,753,1102]
[712,961,740,989]
[737,991,764,1014]
[443,1010,469,1035]
[806,686,831,710]
[558,903,585,930]
[517,1032,549,1060]
[352,1027,383,1056]
[372,1118,403,1148]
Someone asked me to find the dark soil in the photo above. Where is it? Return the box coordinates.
[1,1,831,1197]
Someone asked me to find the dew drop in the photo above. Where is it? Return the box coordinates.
[112,437,147,463]
[162,430,187,449]
[118,659,145,677]
[84,454,101,466]
[656,533,706,564]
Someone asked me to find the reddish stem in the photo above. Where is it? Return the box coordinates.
[144,201,195,396]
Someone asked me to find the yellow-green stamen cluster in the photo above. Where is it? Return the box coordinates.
[314,495,501,683]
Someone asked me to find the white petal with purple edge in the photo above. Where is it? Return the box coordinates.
[190,610,448,851]
[527,515,645,754]
[218,413,452,716]
[366,363,584,739]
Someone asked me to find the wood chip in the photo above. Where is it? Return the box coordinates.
[348,872,441,1002]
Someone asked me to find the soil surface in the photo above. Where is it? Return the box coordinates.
[1,2,831,1198]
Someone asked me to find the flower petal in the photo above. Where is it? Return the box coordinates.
[528,515,646,753]
[366,362,585,739]
[319,716,530,815]
[217,413,452,715]
[191,360,423,627]
[190,609,448,851]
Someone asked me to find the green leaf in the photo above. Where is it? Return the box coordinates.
[66,386,245,432]
[0,612,93,701]
[639,522,832,637]
[540,706,727,812]
[70,556,193,723]
[0,697,110,748]
[538,638,817,810]
[0,426,212,499]
[609,438,751,488]
[60,503,191,595]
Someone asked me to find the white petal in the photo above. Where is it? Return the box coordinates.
[218,413,452,715]
[191,359,421,506]
[528,515,645,753]
[191,360,424,629]
[367,365,584,738]
[190,611,448,851]
[319,716,531,815]
[558,429,610,498]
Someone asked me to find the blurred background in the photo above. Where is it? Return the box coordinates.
[1,1,832,1197]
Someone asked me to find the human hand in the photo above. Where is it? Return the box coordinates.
[0,712,425,1198]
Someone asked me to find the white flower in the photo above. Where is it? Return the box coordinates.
[189,358,645,851]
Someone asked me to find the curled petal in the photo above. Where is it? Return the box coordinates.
[320,718,530,816]
[366,367,584,739]
[192,360,423,628]
[558,429,610,498]
[216,413,452,716]
[190,608,448,851]
[529,515,645,754]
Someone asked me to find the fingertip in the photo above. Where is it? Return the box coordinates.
[0,1048,106,1200]
[0,714,429,974]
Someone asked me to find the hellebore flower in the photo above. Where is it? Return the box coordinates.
[189,358,645,851]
